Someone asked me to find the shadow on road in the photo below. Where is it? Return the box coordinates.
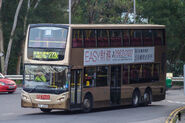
[24,104,165,116]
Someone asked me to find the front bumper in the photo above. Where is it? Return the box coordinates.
[0,85,17,92]
[21,90,69,110]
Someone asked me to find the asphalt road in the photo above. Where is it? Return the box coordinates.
[0,88,185,123]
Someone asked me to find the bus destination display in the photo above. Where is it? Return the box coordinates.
[33,51,59,60]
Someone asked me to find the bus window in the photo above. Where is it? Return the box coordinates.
[122,65,129,84]
[96,66,108,87]
[110,30,122,47]
[154,30,164,46]
[130,64,141,83]
[142,64,152,82]
[84,67,96,87]
[130,30,142,46]
[123,30,130,46]
[28,27,68,48]
[142,30,153,46]
[84,30,96,48]
[152,64,160,81]
[72,29,83,48]
[97,30,109,47]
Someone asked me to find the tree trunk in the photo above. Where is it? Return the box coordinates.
[0,0,5,74]
[4,0,23,75]
[16,0,40,75]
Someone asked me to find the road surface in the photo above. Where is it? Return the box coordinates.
[0,88,185,123]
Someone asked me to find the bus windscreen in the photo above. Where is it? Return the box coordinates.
[28,27,68,48]
[27,26,68,61]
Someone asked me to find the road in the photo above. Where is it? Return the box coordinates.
[0,88,185,123]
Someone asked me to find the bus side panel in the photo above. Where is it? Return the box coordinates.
[82,87,110,108]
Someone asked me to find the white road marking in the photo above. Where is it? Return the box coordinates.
[165,100,185,105]
[1,113,15,116]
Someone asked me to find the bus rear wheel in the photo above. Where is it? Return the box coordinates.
[40,108,52,113]
[132,90,140,107]
[143,90,152,106]
[82,95,93,113]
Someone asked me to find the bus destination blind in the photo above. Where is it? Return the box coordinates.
[33,51,59,60]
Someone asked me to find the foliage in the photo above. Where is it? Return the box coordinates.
[0,0,185,76]
[138,0,185,75]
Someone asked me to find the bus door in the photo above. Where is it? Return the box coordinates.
[110,65,121,105]
[70,70,82,109]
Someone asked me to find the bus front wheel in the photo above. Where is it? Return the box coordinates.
[40,108,52,113]
[82,95,93,113]
[132,90,140,107]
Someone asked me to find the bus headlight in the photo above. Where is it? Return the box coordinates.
[57,93,67,102]
[21,92,31,102]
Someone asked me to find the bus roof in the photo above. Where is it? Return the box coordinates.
[69,24,165,29]
[29,24,165,29]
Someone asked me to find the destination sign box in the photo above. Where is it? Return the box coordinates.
[33,51,59,60]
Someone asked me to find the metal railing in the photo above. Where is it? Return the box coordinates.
[171,77,184,82]
[5,75,30,80]
[4,75,185,82]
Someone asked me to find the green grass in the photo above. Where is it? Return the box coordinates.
[172,81,183,86]
[15,80,22,85]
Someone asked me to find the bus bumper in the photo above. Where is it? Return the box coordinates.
[21,90,69,110]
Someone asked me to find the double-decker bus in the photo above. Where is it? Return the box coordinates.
[21,24,166,113]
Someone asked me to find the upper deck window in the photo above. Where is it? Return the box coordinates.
[123,30,130,46]
[154,30,164,46]
[130,30,142,46]
[142,30,153,46]
[97,30,109,47]
[27,26,68,61]
[28,27,68,48]
[72,29,83,48]
[110,30,122,47]
[84,30,96,48]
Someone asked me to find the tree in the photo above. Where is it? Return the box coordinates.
[0,0,4,73]
[72,0,134,24]
[4,0,24,74]
[138,0,185,75]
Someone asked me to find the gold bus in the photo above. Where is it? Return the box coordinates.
[21,24,166,113]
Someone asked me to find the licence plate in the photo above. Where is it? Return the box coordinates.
[9,86,15,89]
[36,95,50,100]
[38,104,48,108]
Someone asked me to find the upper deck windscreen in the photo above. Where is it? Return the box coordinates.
[29,27,67,48]
[27,26,68,61]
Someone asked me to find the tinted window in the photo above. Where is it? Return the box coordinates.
[123,65,129,84]
[110,30,122,47]
[130,64,142,83]
[143,30,153,46]
[152,64,160,81]
[84,30,96,48]
[142,64,152,82]
[130,30,142,46]
[123,30,130,46]
[84,67,96,87]
[97,30,109,47]
[72,29,83,48]
[154,30,164,46]
[96,66,108,86]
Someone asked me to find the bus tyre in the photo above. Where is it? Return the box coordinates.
[40,108,52,113]
[144,90,152,106]
[132,91,140,107]
[83,95,93,113]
